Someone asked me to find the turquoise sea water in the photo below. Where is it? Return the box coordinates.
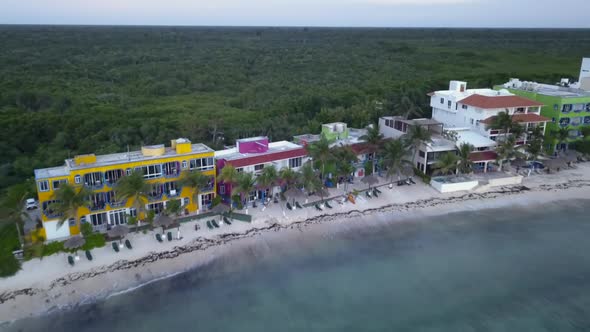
[6,200,590,331]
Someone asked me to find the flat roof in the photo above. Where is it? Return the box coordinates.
[500,80,590,98]
[35,142,214,179]
[214,141,303,161]
[452,129,497,149]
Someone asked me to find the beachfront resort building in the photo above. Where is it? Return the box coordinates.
[497,76,590,153]
[294,122,374,179]
[34,139,216,240]
[215,136,308,203]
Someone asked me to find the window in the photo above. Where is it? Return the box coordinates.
[182,160,188,169]
[183,198,190,206]
[38,180,49,192]
[440,98,444,104]
[559,117,570,127]
[147,202,165,214]
[52,179,67,190]
[163,162,180,177]
[476,120,480,127]
[562,104,573,113]
[189,157,214,171]
[553,104,559,111]
[552,117,556,123]
[104,169,124,184]
[462,104,468,110]
[447,100,452,109]
[236,167,243,173]
[584,116,590,125]
[83,172,103,186]
[75,175,81,184]
[586,103,590,112]
[289,157,302,168]
[89,212,107,227]
[571,117,583,126]
[254,164,265,171]
[136,164,163,179]
[470,118,474,125]
[68,218,76,227]
[108,209,129,226]
[219,185,225,195]
[418,150,425,158]
[126,168,132,176]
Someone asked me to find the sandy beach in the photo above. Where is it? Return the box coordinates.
[2,164,590,324]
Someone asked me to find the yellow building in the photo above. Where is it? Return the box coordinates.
[34,138,216,241]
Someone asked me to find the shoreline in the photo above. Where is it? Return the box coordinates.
[2,166,590,323]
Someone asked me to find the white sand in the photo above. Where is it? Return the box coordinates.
[1,164,590,323]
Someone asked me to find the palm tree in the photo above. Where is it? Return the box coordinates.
[495,136,522,171]
[580,126,590,140]
[218,164,240,205]
[279,167,298,191]
[391,84,424,119]
[359,123,384,174]
[234,172,256,208]
[433,152,459,176]
[333,146,358,192]
[116,171,150,220]
[526,126,545,164]
[51,183,92,233]
[298,163,320,193]
[490,111,513,135]
[381,139,412,185]
[179,170,210,209]
[457,143,474,174]
[552,127,570,153]
[0,183,34,247]
[404,125,432,168]
[258,166,278,201]
[306,135,333,182]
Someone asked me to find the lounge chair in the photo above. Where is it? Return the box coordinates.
[207,220,213,229]
[167,232,173,241]
[295,202,303,209]
[223,216,232,225]
[373,189,379,198]
[68,255,75,266]
[112,242,120,252]
[125,239,132,249]
[374,188,382,194]
[408,178,416,184]
[286,202,293,210]
[156,233,163,242]
[315,204,323,211]
[85,250,93,261]
[211,220,220,228]
[325,201,333,209]
[366,191,372,198]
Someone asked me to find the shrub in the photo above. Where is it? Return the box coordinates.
[413,167,431,184]
[81,233,106,251]
[80,222,93,237]
[0,253,20,277]
[211,195,222,207]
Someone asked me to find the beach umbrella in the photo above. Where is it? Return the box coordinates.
[64,235,85,260]
[153,214,174,232]
[544,158,566,171]
[209,203,230,221]
[107,225,129,243]
[361,175,379,189]
[283,188,305,209]
[562,151,581,163]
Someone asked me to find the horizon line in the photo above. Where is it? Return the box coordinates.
[1,23,589,29]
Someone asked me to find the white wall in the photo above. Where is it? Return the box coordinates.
[378,118,405,139]
[44,220,70,240]
[430,177,479,193]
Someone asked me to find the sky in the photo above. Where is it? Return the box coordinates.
[1,0,589,28]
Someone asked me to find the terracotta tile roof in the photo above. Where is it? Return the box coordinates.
[225,148,307,168]
[460,94,544,109]
[469,151,498,162]
[480,113,550,125]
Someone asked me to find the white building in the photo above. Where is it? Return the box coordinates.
[430,80,548,146]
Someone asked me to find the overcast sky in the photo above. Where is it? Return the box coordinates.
[1,0,589,28]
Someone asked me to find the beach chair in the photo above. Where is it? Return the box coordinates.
[211,220,220,228]
[112,242,120,252]
[366,191,372,198]
[156,233,163,242]
[373,189,379,198]
[286,202,293,210]
[315,204,323,211]
[296,202,303,209]
[68,255,75,266]
[167,232,173,241]
[125,239,132,249]
[207,220,213,229]
[375,187,382,194]
[325,201,333,209]
[85,250,93,261]
[223,216,232,225]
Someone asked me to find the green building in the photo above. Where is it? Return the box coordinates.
[495,78,590,153]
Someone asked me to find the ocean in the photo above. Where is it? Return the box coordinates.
[5,200,590,331]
